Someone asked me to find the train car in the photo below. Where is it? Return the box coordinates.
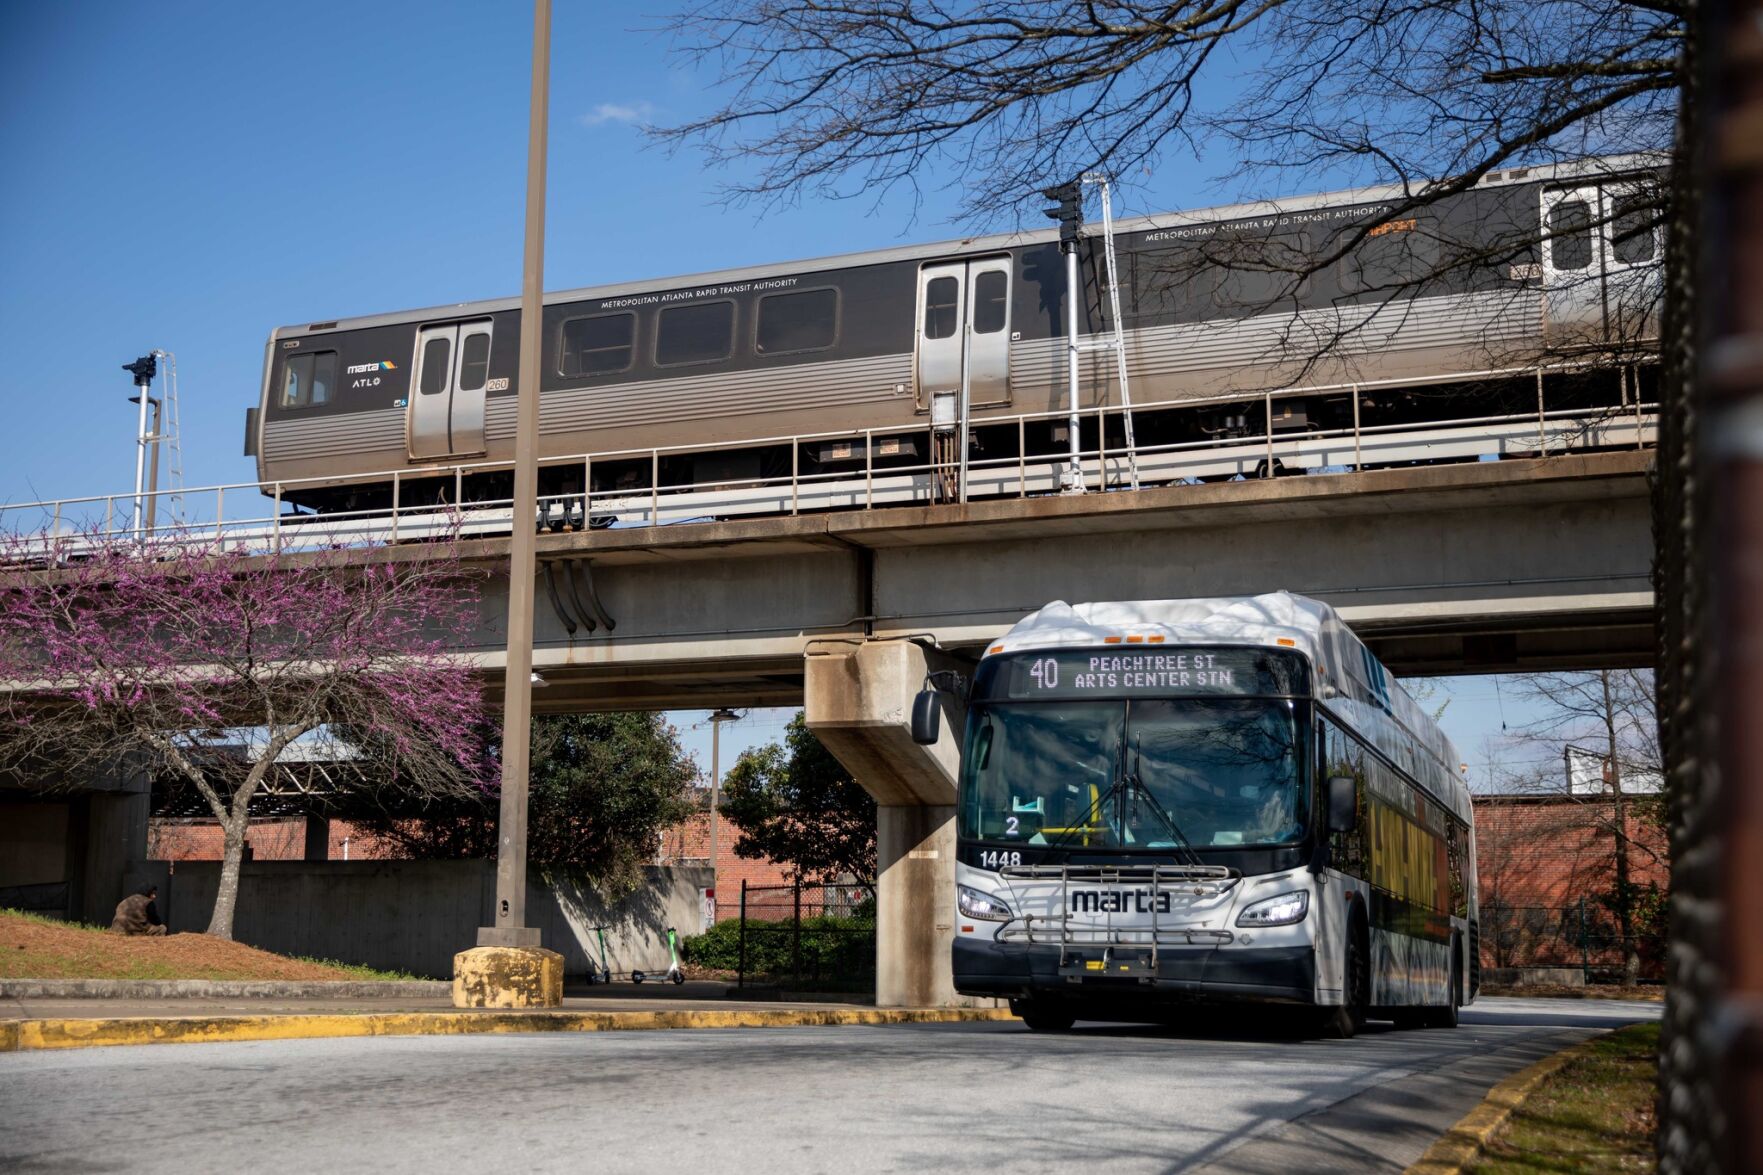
[247,155,1659,516]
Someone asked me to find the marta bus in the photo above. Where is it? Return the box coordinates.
[915,592,1477,1036]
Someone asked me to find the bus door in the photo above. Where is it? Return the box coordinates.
[408,318,493,460]
[915,256,1013,416]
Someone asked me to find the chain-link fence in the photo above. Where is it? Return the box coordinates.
[735,881,875,993]
[1479,901,1666,982]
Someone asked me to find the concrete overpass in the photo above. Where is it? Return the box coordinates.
[426,449,1654,711]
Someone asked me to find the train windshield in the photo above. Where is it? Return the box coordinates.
[958,698,1307,850]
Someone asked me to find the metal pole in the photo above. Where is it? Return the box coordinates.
[483,0,550,950]
[144,398,162,536]
[738,879,748,988]
[1062,245,1084,493]
[958,299,973,503]
[133,372,150,538]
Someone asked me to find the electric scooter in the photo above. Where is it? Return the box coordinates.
[585,925,613,985]
[630,926,687,985]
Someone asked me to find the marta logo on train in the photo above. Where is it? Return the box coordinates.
[345,361,398,374]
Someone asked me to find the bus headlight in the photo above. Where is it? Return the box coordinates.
[958,885,1014,922]
[1235,891,1309,927]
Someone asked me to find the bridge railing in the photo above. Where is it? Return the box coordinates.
[0,359,1657,559]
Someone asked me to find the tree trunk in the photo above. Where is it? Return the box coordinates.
[206,815,250,940]
[1602,670,1641,986]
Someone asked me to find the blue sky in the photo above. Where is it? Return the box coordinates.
[1,1,1540,782]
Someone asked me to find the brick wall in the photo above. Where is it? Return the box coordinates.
[1472,793,1669,973]
[153,809,794,926]
[148,819,399,862]
[656,810,792,921]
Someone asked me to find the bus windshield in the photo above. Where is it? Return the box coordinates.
[959,698,1306,850]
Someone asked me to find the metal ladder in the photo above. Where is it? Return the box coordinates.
[152,349,187,526]
[1079,174,1140,491]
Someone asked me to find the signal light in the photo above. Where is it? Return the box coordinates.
[1042,181,1083,246]
[122,355,157,387]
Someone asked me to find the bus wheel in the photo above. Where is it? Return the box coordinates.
[1423,947,1462,1029]
[1320,920,1370,1039]
[1012,999,1075,1032]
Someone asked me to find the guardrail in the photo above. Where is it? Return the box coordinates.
[0,359,1657,559]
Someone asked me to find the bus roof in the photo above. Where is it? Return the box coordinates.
[990,593,1337,662]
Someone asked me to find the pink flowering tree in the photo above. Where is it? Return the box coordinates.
[0,531,491,940]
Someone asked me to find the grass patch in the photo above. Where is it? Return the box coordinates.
[0,909,422,983]
[292,957,425,982]
[1471,1021,1659,1174]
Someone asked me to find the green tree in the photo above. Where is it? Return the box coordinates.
[719,713,876,886]
[367,712,698,897]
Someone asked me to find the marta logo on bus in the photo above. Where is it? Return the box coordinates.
[1072,890,1176,915]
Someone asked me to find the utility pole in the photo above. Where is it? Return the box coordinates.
[1599,669,1638,986]
[482,0,551,951]
[707,708,740,892]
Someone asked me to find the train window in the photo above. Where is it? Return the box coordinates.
[459,331,491,393]
[924,276,959,339]
[419,336,451,395]
[281,350,337,409]
[1548,200,1593,271]
[972,270,1008,334]
[756,288,838,354]
[1611,195,1656,264]
[560,313,634,376]
[656,301,734,366]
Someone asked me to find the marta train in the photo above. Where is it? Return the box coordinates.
[247,156,1659,516]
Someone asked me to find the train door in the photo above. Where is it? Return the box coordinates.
[915,256,1013,414]
[1601,180,1662,345]
[1540,185,1603,349]
[408,318,493,460]
[1541,182,1662,349]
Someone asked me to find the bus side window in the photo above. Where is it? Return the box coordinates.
[1319,717,1368,875]
[1447,820,1469,917]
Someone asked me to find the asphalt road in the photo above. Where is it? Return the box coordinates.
[0,997,1657,1175]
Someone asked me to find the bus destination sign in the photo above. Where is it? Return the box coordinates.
[976,647,1307,701]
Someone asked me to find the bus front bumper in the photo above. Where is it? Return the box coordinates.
[952,937,1316,1005]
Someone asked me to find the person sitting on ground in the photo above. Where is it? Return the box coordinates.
[110,885,167,937]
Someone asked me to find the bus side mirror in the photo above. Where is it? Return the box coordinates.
[1326,776,1357,834]
[911,689,941,745]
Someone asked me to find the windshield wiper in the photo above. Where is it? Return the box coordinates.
[1121,736,1204,867]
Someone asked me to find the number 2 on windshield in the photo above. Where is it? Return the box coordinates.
[1029,658,1059,689]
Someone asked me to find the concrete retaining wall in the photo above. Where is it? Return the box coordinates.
[127,860,712,980]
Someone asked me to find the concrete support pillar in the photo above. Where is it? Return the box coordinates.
[80,781,149,926]
[875,803,959,1007]
[806,639,982,1008]
[303,816,330,862]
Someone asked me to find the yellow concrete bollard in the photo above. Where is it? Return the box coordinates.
[451,946,565,1009]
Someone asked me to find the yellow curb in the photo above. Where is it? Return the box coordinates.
[1403,1032,1610,1175]
[0,1006,1018,1052]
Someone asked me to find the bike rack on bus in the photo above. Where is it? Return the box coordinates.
[996,863,1239,978]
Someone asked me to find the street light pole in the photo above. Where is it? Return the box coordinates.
[482,0,551,950]
[707,708,740,888]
